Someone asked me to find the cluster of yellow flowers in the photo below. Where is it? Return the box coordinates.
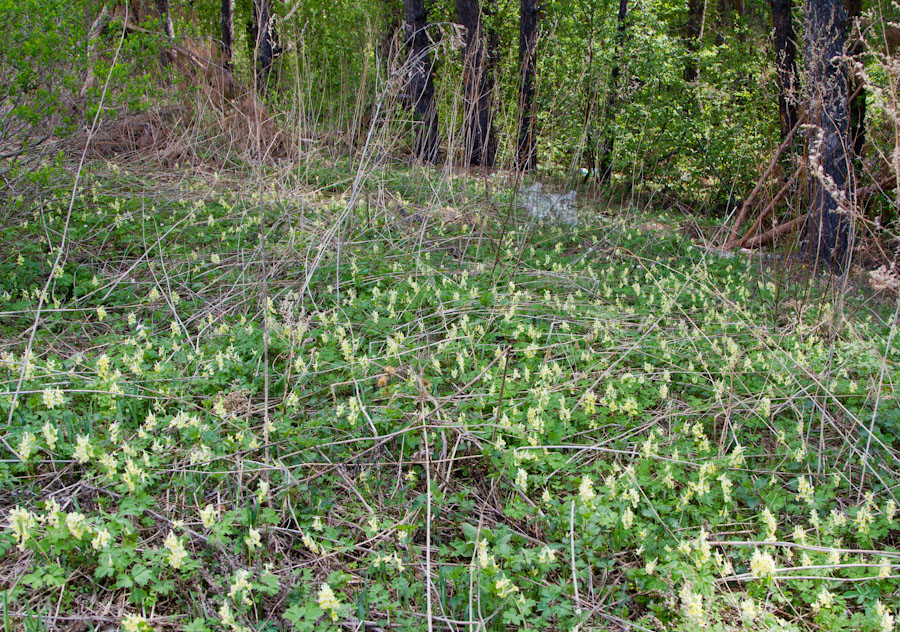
[163,531,188,569]
[316,583,341,622]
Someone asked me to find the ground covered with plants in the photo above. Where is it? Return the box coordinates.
[1,162,899,631]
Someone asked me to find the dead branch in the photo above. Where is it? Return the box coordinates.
[729,163,804,249]
[727,115,804,244]
[741,212,808,249]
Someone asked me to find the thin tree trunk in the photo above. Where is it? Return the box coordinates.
[252,0,277,95]
[597,0,628,182]
[846,0,866,161]
[80,5,111,97]
[381,0,403,74]
[804,0,852,272]
[221,0,234,70]
[404,0,440,163]
[155,0,175,67]
[516,0,538,171]
[456,0,497,167]
[771,0,799,139]
[683,0,705,83]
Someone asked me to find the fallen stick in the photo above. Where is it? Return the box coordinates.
[741,213,809,249]
[728,163,804,249]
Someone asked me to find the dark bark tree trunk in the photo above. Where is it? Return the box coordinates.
[804,0,852,272]
[516,0,539,171]
[250,0,278,95]
[455,0,497,167]
[597,0,628,182]
[155,0,175,67]
[846,0,866,161]
[221,0,234,71]
[381,0,404,73]
[683,0,705,83]
[771,0,799,140]
[404,0,440,163]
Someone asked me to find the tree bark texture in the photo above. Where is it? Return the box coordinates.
[771,0,799,140]
[221,0,234,70]
[404,0,440,163]
[251,0,278,95]
[516,0,538,171]
[155,0,175,67]
[846,0,866,160]
[597,0,628,182]
[456,0,497,167]
[804,0,852,272]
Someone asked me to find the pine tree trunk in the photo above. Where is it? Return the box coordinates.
[846,0,866,160]
[597,0,628,182]
[221,0,234,70]
[516,0,538,171]
[456,0,496,167]
[771,0,799,140]
[404,0,440,163]
[804,0,852,272]
[252,0,277,95]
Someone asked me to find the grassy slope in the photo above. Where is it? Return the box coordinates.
[1,161,899,632]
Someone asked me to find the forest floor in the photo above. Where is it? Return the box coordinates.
[1,159,899,632]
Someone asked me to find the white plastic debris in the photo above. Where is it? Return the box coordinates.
[520,182,578,226]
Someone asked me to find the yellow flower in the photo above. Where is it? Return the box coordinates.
[163,531,188,569]
[578,475,595,506]
[679,582,706,628]
[42,422,58,451]
[8,507,37,550]
[515,468,528,492]
[317,583,341,621]
[495,574,519,598]
[228,569,252,604]
[621,507,634,530]
[796,476,814,504]
[812,587,834,611]
[749,550,777,579]
[121,613,149,632]
[66,512,87,539]
[92,527,111,550]
[218,602,236,628]
[42,387,64,409]
[200,504,217,529]
[18,432,36,461]
[538,546,556,565]
[245,527,262,551]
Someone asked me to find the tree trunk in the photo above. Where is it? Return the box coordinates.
[771,0,799,140]
[683,0,705,83]
[404,0,440,163]
[251,0,278,95]
[516,0,538,171]
[846,0,866,161]
[221,0,234,70]
[155,0,175,67]
[456,0,497,167]
[597,0,628,182]
[803,0,852,272]
[381,0,403,73]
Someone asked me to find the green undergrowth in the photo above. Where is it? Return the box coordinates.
[1,163,899,632]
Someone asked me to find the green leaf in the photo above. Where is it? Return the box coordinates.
[132,565,153,587]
